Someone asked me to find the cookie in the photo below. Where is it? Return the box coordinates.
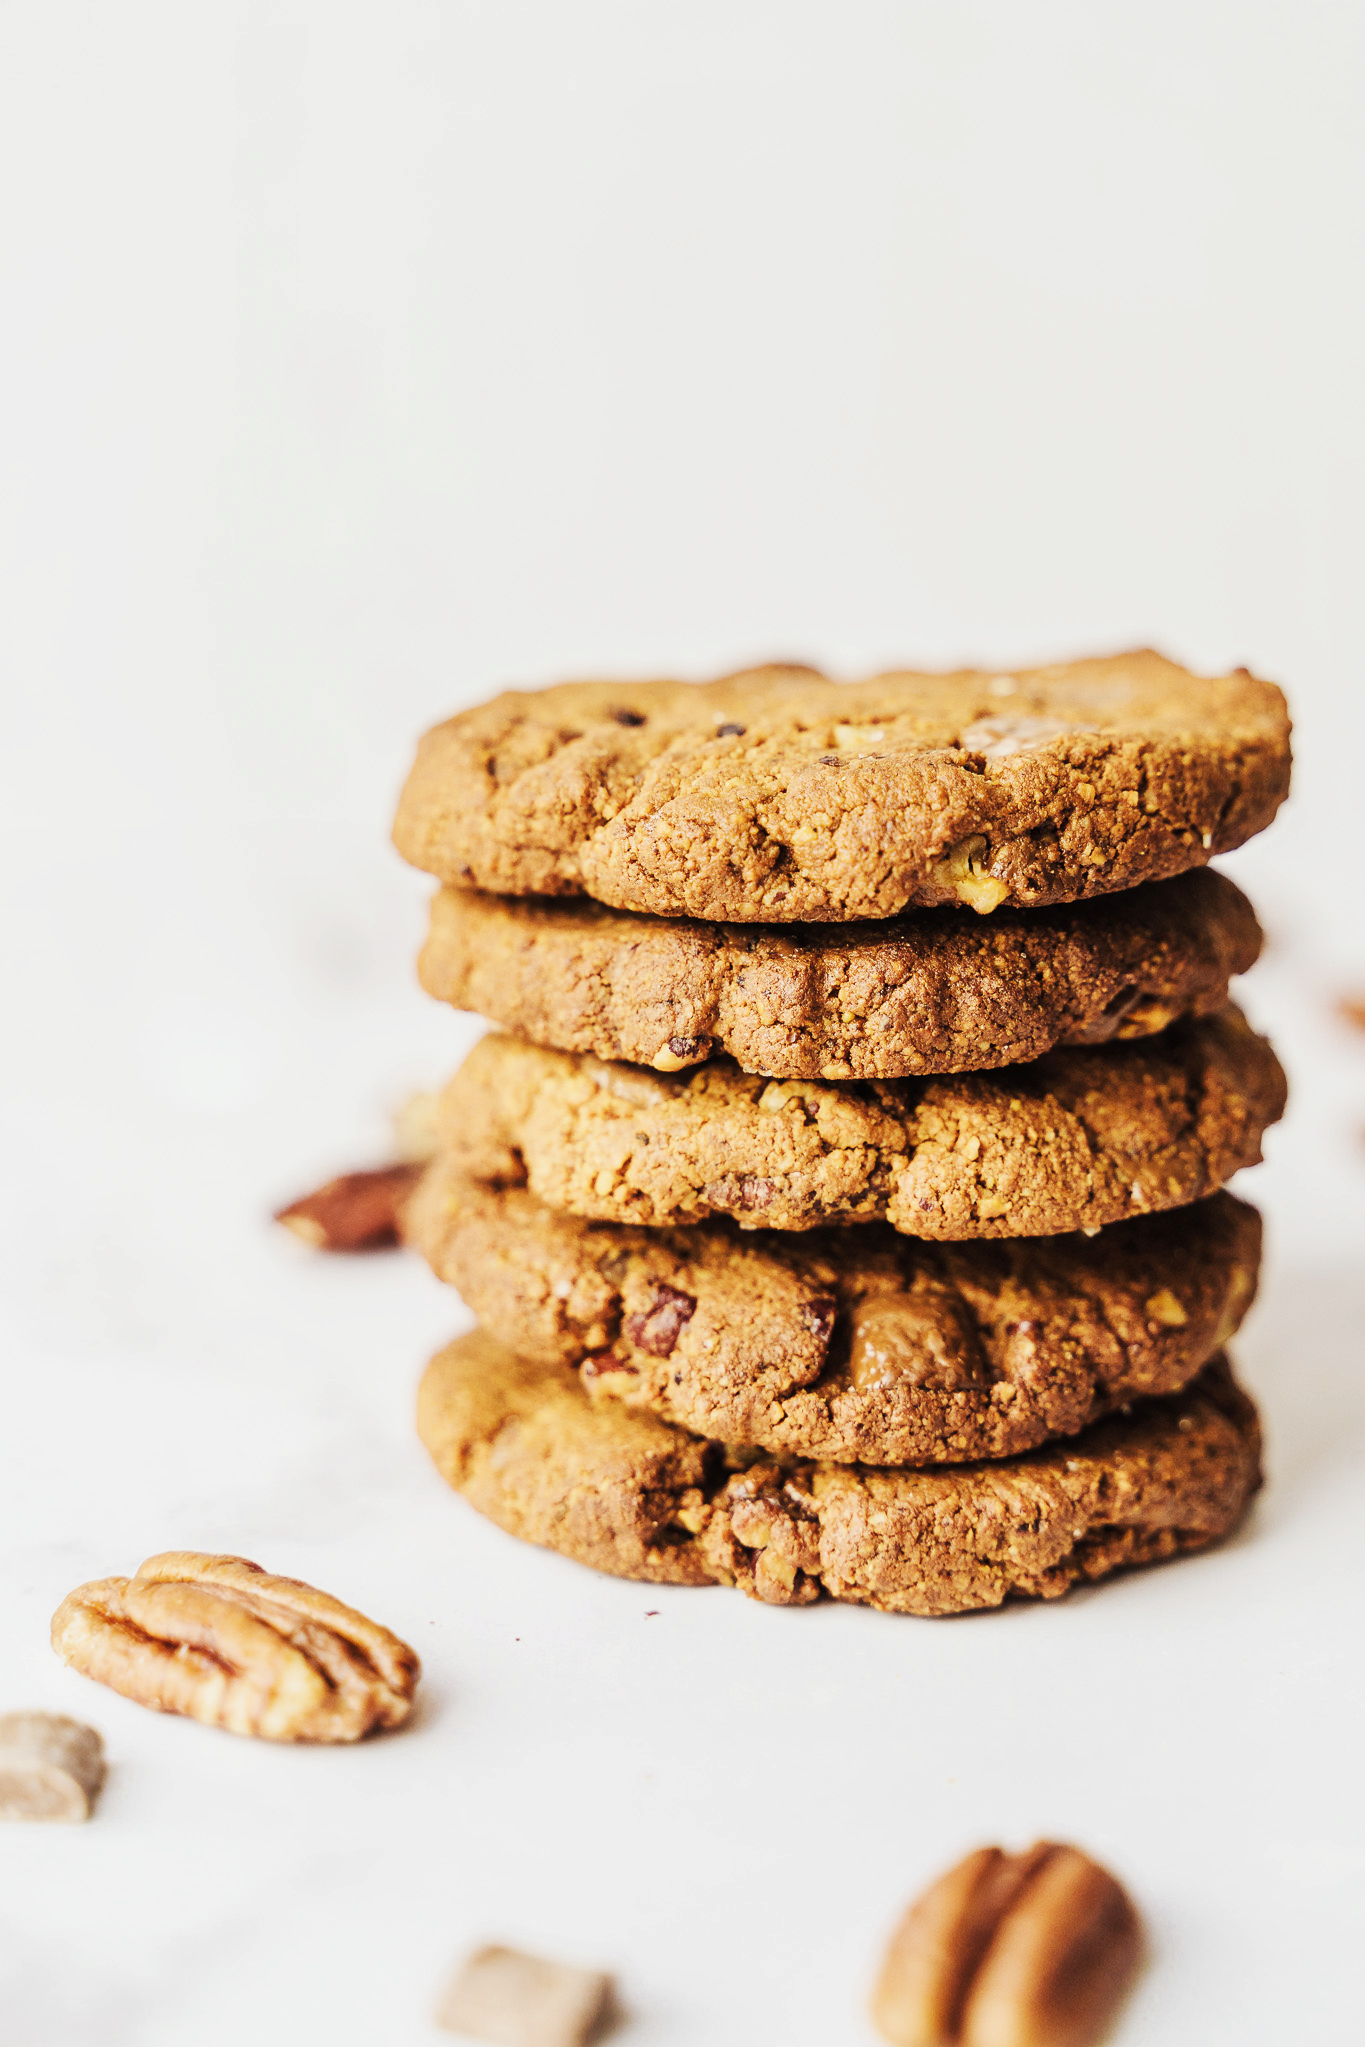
[436,1008,1285,1238]
[407,1165,1260,1465]
[416,1334,1261,1614]
[392,653,1290,922]
[418,868,1260,1081]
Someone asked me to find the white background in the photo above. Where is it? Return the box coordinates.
[2,5,1364,2042]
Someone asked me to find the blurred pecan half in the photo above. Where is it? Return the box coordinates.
[275,1162,424,1250]
[51,1553,420,1743]
[872,1842,1142,2047]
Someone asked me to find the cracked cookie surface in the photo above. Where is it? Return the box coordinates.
[436,1008,1285,1239]
[416,1334,1261,1614]
[393,652,1290,922]
[408,1166,1260,1465]
[418,868,1259,1080]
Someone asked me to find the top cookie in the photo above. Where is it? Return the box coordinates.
[393,652,1290,922]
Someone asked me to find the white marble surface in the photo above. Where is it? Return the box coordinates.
[2,6,1364,2042]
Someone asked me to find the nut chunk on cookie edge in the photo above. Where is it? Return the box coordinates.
[51,1553,420,1744]
[872,1841,1142,2047]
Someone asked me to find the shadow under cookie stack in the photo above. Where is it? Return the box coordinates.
[393,652,1290,1616]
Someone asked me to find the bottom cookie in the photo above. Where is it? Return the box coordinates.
[416,1334,1261,1616]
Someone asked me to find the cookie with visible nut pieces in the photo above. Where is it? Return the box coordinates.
[435,1008,1285,1239]
[408,1163,1260,1465]
[51,1554,420,1742]
[418,868,1260,1081]
[393,652,1290,923]
[872,1842,1142,2047]
[417,1332,1262,1614]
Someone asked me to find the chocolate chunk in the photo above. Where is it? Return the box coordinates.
[624,1285,697,1357]
[799,1296,837,1352]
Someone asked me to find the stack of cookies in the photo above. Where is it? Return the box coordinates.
[394,653,1290,1616]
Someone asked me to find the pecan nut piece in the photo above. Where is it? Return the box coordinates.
[872,1842,1142,2047]
[701,1463,823,1606]
[51,1553,420,1743]
[0,1712,106,1822]
[275,1163,424,1250]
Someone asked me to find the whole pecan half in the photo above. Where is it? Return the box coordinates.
[872,1841,1142,2047]
[51,1553,420,1743]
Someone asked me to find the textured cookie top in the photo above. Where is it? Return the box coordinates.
[417,1334,1262,1614]
[419,868,1260,1080]
[409,1165,1261,1466]
[439,1008,1285,1239]
[393,652,1290,922]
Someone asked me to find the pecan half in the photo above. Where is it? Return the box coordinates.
[872,1842,1142,2047]
[51,1553,420,1743]
[0,1712,105,1822]
[275,1162,424,1250]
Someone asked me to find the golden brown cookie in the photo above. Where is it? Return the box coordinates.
[418,868,1260,1081]
[407,1164,1260,1465]
[393,653,1290,922]
[436,1008,1285,1238]
[416,1334,1261,1614]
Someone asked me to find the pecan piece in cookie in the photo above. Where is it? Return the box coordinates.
[51,1554,420,1742]
[872,1842,1142,2046]
[705,1463,822,1606]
